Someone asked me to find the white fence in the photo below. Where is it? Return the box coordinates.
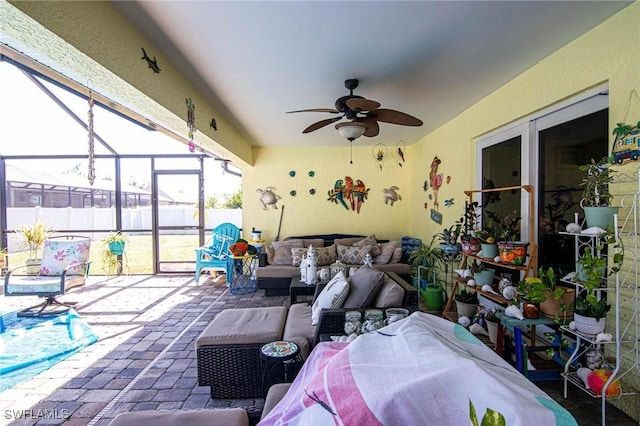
[6,206,242,250]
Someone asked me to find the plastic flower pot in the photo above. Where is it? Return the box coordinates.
[498,241,529,265]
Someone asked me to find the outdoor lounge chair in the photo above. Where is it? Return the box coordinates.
[4,235,91,316]
[194,223,240,284]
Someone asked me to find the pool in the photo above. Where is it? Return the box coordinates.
[0,309,98,392]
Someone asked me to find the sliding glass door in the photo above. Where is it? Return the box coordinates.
[477,90,609,272]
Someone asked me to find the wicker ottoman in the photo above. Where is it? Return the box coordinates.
[196,306,287,399]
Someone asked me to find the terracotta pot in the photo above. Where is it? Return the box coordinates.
[539,288,575,322]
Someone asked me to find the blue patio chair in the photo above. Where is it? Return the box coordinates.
[4,235,91,316]
[195,223,241,284]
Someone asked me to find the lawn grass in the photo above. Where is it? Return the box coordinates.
[6,234,201,275]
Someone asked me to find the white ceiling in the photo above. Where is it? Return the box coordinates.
[114,1,632,149]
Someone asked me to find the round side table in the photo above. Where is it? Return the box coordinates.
[259,340,303,395]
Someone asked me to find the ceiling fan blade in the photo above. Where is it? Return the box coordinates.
[371,108,423,126]
[286,108,340,114]
[361,118,379,137]
[302,116,342,133]
[346,98,381,112]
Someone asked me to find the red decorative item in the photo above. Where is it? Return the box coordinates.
[587,369,622,397]
[229,240,249,256]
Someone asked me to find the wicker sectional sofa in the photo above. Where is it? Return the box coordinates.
[196,272,417,399]
[256,234,412,296]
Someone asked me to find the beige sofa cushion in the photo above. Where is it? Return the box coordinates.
[267,240,304,265]
[195,306,286,348]
[109,408,249,426]
[334,236,366,246]
[261,383,292,420]
[374,275,406,307]
[353,234,382,257]
[342,266,385,309]
[373,241,400,264]
[283,303,316,359]
[291,245,337,267]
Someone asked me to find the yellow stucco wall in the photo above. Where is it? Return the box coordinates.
[5,0,640,418]
[244,145,412,242]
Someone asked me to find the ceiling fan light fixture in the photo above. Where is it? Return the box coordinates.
[335,121,368,141]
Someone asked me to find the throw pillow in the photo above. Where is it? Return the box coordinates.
[39,238,91,276]
[389,247,402,264]
[353,234,382,257]
[311,271,350,326]
[337,245,372,265]
[373,241,399,264]
[269,240,304,265]
[334,237,366,247]
[291,246,337,267]
[342,265,385,309]
[374,277,406,307]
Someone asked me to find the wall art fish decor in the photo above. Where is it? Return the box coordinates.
[141,47,161,73]
[383,186,402,206]
[327,176,370,214]
[256,187,281,210]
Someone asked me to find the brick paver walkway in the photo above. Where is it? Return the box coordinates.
[1,274,286,425]
[1,274,636,425]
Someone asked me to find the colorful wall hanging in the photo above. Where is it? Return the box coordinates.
[611,121,640,165]
[383,186,402,206]
[327,176,370,214]
[186,97,196,152]
[256,187,281,210]
[372,143,388,170]
[396,140,406,167]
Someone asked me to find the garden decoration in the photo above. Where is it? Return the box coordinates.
[382,186,401,206]
[141,47,161,73]
[186,97,196,152]
[87,89,96,185]
[396,140,405,167]
[327,176,369,214]
[372,143,388,170]
[256,187,281,210]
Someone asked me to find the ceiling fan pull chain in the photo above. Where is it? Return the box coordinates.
[350,141,353,164]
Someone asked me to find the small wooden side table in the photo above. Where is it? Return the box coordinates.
[289,275,320,305]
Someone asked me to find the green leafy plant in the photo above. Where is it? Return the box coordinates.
[104,231,127,245]
[575,296,611,321]
[408,236,446,272]
[18,221,52,260]
[579,156,616,207]
[437,223,462,245]
[515,278,547,305]
[455,288,479,304]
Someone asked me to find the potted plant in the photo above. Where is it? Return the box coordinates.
[470,262,496,287]
[460,201,481,255]
[516,277,548,319]
[437,222,462,257]
[104,231,127,256]
[17,221,52,274]
[536,266,575,323]
[572,232,623,335]
[408,236,446,289]
[480,306,500,344]
[455,288,479,318]
[579,156,618,229]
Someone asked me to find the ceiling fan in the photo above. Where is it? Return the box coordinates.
[287,79,423,141]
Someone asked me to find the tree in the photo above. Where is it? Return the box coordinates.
[222,189,242,209]
[205,195,220,209]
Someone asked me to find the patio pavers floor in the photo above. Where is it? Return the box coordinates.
[0,274,636,425]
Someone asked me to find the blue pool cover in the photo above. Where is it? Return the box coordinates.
[0,309,98,392]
